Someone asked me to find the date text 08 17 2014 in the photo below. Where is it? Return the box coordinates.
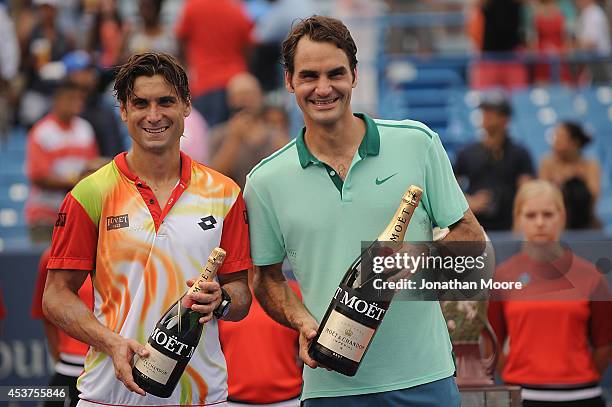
[0,386,68,401]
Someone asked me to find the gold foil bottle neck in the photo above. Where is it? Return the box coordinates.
[210,248,226,265]
[403,185,423,206]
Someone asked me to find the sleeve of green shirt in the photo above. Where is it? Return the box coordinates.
[422,133,469,229]
[243,177,286,266]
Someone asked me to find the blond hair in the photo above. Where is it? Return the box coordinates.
[513,180,566,231]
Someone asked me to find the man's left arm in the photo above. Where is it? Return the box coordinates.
[187,270,251,323]
[442,208,484,243]
[218,270,251,321]
[196,186,253,322]
[423,133,484,244]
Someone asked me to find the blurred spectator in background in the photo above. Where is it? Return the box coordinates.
[219,271,302,407]
[19,0,75,128]
[63,50,125,158]
[209,73,289,189]
[481,0,523,55]
[530,0,572,84]
[25,80,99,243]
[249,0,317,92]
[175,0,253,127]
[54,0,86,44]
[470,0,528,90]
[573,0,611,83]
[0,2,20,143]
[180,107,210,164]
[14,0,38,55]
[488,180,612,407]
[539,120,600,229]
[32,248,93,407]
[87,0,125,69]
[574,0,610,54]
[466,1,484,52]
[454,90,534,230]
[0,1,19,77]
[0,283,5,336]
[262,104,290,134]
[123,0,178,58]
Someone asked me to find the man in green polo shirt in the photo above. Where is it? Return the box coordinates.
[243,15,484,406]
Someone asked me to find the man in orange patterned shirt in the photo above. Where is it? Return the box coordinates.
[42,53,252,406]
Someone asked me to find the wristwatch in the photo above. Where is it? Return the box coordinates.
[213,288,231,319]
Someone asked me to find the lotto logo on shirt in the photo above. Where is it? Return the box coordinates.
[106,214,129,230]
[55,212,67,227]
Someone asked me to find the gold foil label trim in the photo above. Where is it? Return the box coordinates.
[316,310,375,363]
[134,343,177,385]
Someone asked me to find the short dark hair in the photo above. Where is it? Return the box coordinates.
[479,90,512,117]
[113,52,190,106]
[560,120,591,148]
[281,15,358,78]
[140,0,164,16]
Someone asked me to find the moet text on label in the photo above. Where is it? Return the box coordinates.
[150,327,195,358]
[333,287,386,321]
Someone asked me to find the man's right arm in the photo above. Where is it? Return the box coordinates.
[43,269,149,395]
[253,262,319,369]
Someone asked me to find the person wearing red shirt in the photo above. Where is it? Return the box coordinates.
[25,80,99,243]
[531,0,571,83]
[32,248,94,407]
[175,0,253,127]
[488,180,612,406]
[219,273,302,406]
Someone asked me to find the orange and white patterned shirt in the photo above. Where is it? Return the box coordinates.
[48,152,252,406]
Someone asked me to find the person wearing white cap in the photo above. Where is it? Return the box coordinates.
[62,50,126,158]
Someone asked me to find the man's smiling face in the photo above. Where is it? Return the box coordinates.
[120,74,191,154]
[286,36,357,128]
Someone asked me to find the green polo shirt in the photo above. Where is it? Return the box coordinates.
[244,113,468,400]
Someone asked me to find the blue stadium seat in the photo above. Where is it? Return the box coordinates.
[576,86,612,119]
[396,68,463,89]
[0,171,27,186]
[404,106,449,129]
[597,195,612,233]
[0,182,29,203]
[0,152,25,175]
[399,88,452,108]
[380,63,465,140]
[0,127,27,153]
[0,235,33,252]
[0,224,29,239]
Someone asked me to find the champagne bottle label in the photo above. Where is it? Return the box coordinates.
[332,285,388,322]
[133,247,226,396]
[309,186,423,375]
[316,310,375,362]
[135,343,178,385]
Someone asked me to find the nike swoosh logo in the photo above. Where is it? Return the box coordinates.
[375,173,398,185]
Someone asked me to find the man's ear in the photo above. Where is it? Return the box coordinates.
[184,101,192,117]
[119,102,127,122]
[352,67,358,88]
[284,71,294,94]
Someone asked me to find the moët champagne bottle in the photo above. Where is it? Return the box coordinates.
[308,186,423,376]
[133,247,226,397]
